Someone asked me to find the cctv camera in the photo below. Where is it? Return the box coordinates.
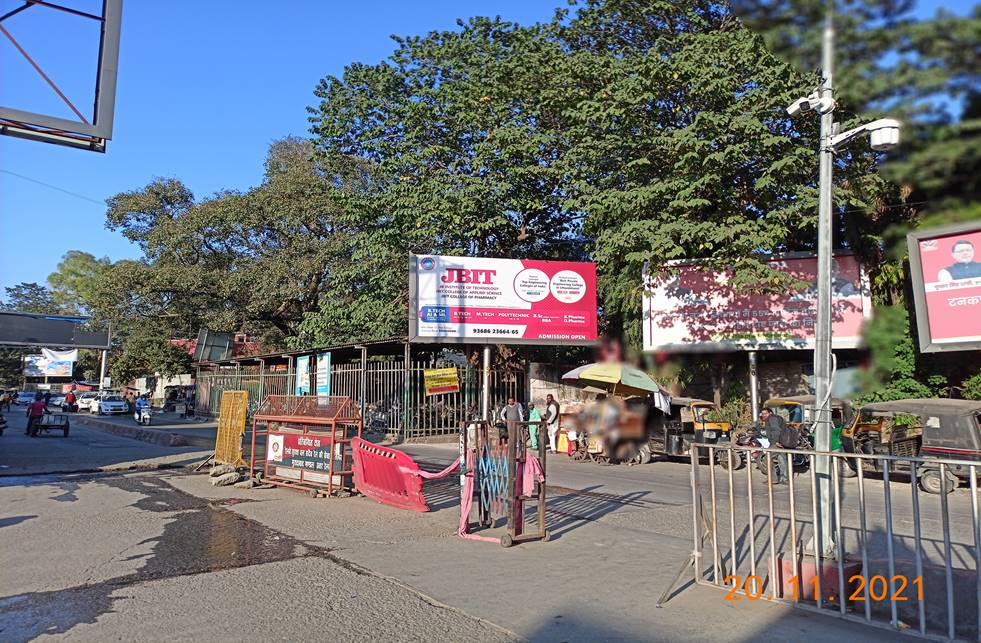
[786,97,812,116]
[814,97,836,115]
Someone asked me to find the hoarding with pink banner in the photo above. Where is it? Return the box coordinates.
[908,222,981,353]
[643,254,872,352]
[409,254,598,345]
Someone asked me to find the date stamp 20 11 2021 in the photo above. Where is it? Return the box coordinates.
[722,574,924,603]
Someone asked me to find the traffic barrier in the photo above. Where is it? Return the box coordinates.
[214,390,248,467]
[351,438,459,512]
[662,442,981,641]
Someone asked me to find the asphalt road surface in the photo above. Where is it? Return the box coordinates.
[1,410,976,641]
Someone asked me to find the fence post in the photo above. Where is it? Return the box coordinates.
[359,346,367,422]
[402,342,411,439]
[257,359,265,405]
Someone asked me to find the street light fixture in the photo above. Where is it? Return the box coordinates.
[785,9,900,557]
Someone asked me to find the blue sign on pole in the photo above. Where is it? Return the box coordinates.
[316,352,331,397]
[295,355,310,395]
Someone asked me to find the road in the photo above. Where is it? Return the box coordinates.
[1,410,975,641]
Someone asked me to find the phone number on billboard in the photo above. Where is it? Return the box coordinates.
[472,328,521,335]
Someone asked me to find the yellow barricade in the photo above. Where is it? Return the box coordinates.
[214,390,248,467]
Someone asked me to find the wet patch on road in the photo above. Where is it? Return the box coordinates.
[0,473,319,643]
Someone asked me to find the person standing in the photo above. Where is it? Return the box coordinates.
[0,391,11,412]
[760,408,796,484]
[42,390,51,407]
[545,394,561,453]
[500,397,524,443]
[527,403,542,449]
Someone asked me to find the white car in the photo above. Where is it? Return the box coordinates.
[14,391,36,405]
[76,392,100,412]
[96,395,129,415]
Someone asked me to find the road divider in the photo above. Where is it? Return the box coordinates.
[75,416,203,448]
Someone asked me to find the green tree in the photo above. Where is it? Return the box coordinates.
[302,0,878,347]
[104,137,352,342]
[108,325,192,385]
[47,251,113,314]
[301,15,588,345]
[2,282,60,314]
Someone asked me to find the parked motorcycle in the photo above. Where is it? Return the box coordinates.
[736,426,810,478]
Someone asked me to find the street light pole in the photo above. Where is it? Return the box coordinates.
[787,0,901,560]
[813,6,836,556]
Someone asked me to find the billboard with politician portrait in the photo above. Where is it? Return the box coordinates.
[908,222,981,352]
[643,254,872,352]
[409,254,598,345]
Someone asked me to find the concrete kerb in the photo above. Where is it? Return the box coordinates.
[76,416,195,448]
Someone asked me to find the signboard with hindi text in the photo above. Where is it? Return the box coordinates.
[643,254,872,352]
[423,367,460,396]
[265,431,347,486]
[908,222,981,352]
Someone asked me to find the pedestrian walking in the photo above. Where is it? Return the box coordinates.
[0,391,11,412]
[545,394,561,452]
[528,403,542,449]
[42,390,51,407]
[26,393,48,436]
[500,397,524,443]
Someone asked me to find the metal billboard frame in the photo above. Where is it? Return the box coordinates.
[907,220,981,353]
[407,253,598,347]
[0,311,110,349]
[0,0,122,152]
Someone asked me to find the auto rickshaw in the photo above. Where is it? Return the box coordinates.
[764,395,853,450]
[840,398,981,494]
[643,397,736,467]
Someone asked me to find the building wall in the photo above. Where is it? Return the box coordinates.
[529,362,595,406]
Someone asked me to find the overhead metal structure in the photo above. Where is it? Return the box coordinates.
[0,0,122,152]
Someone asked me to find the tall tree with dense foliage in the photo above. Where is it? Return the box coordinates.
[103,137,352,342]
[47,251,113,315]
[302,0,891,347]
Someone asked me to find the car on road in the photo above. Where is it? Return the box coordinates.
[14,391,36,405]
[96,395,129,415]
[75,392,98,412]
[49,394,66,407]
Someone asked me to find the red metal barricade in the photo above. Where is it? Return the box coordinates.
[351,438,458,512]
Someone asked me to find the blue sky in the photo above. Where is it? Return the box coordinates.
[0,0,972,296]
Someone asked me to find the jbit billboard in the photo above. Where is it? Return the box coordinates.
[409,254,598,345]
[908,222,981,353]
[643,254,872,352]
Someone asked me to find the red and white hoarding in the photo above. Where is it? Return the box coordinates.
[643,254,872,352]
[908,222,981,353]
[409,254,598,345]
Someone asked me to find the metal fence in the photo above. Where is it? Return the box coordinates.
[195,360,526,441]
[678,443,980,640]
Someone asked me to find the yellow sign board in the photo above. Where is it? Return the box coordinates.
[423,367,460,396]
[214,390,248,467]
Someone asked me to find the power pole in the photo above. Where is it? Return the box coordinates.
[813,5,836,556]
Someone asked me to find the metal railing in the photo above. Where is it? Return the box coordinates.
[195,361,526,441]
[683,442,980,641]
